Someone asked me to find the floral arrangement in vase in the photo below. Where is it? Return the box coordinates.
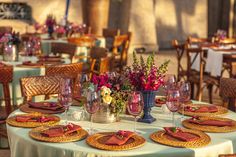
[45,14,56,38]
[24,36,41,56]
[55,25,66,38]
[91,73,130,121]
[0,32,21,61]
[125,51,169,123]
[214,29,227,41]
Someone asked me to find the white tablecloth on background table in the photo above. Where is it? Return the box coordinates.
[7,103,236,157]
[190,47,236,77]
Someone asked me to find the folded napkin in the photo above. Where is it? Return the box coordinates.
[155,97,166,104]
[22,61,43,66]
[164,127,199,142]
[15,115,56,123]
[41,123,81,137]
[184,105,218,113]
[105,130,134,146]
[188,118,233,127]
[28,102,63,111]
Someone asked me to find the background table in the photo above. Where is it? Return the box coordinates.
[7,104,236,157]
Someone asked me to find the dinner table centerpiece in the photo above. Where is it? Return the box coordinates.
[126,51,169,123]
[0,32,21,61]
[90,73,129,123]
[45,14,56,38]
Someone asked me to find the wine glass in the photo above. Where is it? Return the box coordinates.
[127,91,144,133]
[179,82,191,120]
[164,75,176,92]
[58,78,73,124]
[166,89,180,127]
[84,90,100,134]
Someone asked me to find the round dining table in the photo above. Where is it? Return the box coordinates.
[6,101,236,157]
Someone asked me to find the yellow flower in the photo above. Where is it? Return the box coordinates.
[102,95,113,104]
[101,86,111,97]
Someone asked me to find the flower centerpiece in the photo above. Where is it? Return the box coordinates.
[55,25,66,38]
[126,51,169,123]
[90,73,129,123]
[45,14,56,38]
[0,32,21,61]
[214,29,227,42]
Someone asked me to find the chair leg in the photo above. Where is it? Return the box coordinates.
[207,84,213,104]
[196,83,203,101]
[190,83,195,100]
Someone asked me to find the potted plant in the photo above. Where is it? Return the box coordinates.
[126,51,169,123]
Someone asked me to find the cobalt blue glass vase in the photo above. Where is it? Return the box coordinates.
[138,90,157,123]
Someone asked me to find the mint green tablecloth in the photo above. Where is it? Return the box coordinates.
[7,104,236,157]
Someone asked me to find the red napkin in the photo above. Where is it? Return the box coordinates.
[15,115,56,123]
[164,127,199,142]
[22,61,43,66]
[41,123,81,137]
[185,105,218,113]
[105,130,134,146]
[28,102,63,111]
[188,118,233,127]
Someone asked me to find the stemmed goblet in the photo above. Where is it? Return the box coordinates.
[58,78,73,124]
[166,89,180,127]
[179,81,191,120]
[127,91,144,133]
[84,90,100,134]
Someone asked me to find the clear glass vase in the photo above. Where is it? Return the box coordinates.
[91,103,117,123]
[3,44,18,62]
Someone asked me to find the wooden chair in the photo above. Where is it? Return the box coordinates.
[0,65,13,117]
[220,78,236,112]
[67,36,95,48]
[45,62,83,79]
[51,42,77,62]
[185,43,205,100]
[112,34,130,71]
[187,36,209,43]
[0,65,13,143]
[172,40,187,81]
[20,76,62,104]
[90,56,112,77]
[102,28,120,51]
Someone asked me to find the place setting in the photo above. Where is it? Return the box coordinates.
[6,112,60,128]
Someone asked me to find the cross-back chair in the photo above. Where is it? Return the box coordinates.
[51,42,77,62]
[172,40,187,81]
[102,28,120,51]
[112,34,130,71]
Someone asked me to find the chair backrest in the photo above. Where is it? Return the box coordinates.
[102,28,120,38]
[187,36,209,44]
[185,43,205,100]
[51,42,77,61]
[220,78,236,111]
[0,65,13,115]
[67,36,95,47]
[90,56,112,76]
[45,62,83,79]
[172,40,186,81]
[90,46,108,59]
[20,75,62,103]
[112,34,129,55]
